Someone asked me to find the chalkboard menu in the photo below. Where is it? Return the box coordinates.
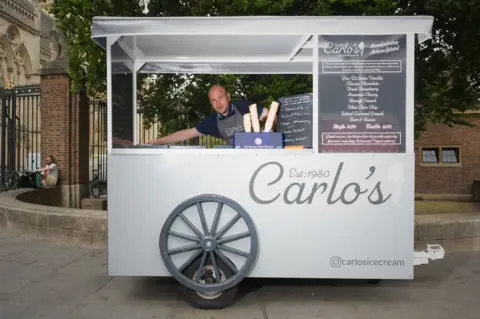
[276,93,313,148]
[318,35,407,153]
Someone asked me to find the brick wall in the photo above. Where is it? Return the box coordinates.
[40,74,89,185]
[415,115,480,194]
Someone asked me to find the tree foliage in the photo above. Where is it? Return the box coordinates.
[48,0,144,94]
[402,0,480,133]
[50,0,480,137]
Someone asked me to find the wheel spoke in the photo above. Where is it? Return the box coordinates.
[209,203,223,235]
[167,243,202,255]
[209,251,221,283]
[178,212,204,239]
[178,249,204,273]
[218,244,249,258]
[214,214,241,239]
[194,251,208,282]
[196,203,209,235]
[217,231,250,244]
[168,231,201,243]
[214,248,238,274]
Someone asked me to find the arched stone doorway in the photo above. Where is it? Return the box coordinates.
[0,34,15,85]
[0,26,33,86]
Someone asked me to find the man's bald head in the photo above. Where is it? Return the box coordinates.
[209,84,228,97]
[208,84,231,116]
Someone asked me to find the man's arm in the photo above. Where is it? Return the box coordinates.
[147,128,202,145]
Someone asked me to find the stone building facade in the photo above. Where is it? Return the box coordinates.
[0,0,61,86]
[0,0,64,175]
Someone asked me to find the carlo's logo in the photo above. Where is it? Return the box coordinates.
[324,41,365,57]
[254,138,263,146]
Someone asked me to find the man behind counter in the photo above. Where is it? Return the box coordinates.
[147,85,269,146]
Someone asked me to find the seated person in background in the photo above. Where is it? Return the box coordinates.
[37,155,59,186]
[147,84,270,145]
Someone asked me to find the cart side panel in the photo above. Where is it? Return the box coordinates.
[107,152,414,280]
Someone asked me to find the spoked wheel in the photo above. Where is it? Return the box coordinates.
[159,194,258,309]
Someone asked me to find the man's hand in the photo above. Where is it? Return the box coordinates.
[146,139,159,145]
[146,129,201,145]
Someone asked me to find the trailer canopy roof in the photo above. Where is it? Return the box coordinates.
[91,15,433,74]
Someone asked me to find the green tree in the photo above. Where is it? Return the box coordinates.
[144,0,480,136]
[399,0,480,134]
[48,0,144,94]
[50,0,480,137]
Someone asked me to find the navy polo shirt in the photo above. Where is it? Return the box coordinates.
[195,100,264,139]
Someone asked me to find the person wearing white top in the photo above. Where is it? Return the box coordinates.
[37,155,59,186]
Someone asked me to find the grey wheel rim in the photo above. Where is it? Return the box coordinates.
[159,194,258,294]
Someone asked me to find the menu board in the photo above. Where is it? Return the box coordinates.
[318,35,406,153]
[276,93,313,148]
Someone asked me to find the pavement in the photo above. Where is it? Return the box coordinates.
[1,229,480,319]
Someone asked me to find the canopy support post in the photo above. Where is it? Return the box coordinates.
[133,61,140,145]
[106,36,118,154]
[312,34,319,153]
[134,62,145,73]
[123,61,134,73]
[109,35,121,47]
[288,34,312,62]
[405,33,415,154]
[117,38,137,62]
[132,35,139,146]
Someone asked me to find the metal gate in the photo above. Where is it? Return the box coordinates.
[0,84,41,185]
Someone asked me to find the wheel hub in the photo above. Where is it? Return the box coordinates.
[201,236,217,252]
[200,269,217,283]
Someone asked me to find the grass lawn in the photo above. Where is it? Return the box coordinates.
[415,200,480,215]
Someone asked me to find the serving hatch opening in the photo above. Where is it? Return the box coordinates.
[95,15,434,154]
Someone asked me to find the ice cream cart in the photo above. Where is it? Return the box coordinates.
[91,15,445,309]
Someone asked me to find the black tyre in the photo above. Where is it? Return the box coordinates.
[182,254,238,309]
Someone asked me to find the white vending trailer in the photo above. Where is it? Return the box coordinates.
[91,15,445,309]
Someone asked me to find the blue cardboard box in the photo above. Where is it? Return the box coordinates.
[233,132,284,149]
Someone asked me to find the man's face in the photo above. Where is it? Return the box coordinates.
[46,157,51,165]
[209,87,231,115]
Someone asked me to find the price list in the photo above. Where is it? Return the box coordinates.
[318,35,407,153]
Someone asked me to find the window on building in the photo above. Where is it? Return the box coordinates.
[442,147,460,163]
[420,146,461,166]
[422,147,439,163]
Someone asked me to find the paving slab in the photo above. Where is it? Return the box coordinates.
[0,230,480,319]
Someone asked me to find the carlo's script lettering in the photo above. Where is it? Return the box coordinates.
[249,161,392,205]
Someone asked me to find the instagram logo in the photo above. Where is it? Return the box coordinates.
[330,256,342,267]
